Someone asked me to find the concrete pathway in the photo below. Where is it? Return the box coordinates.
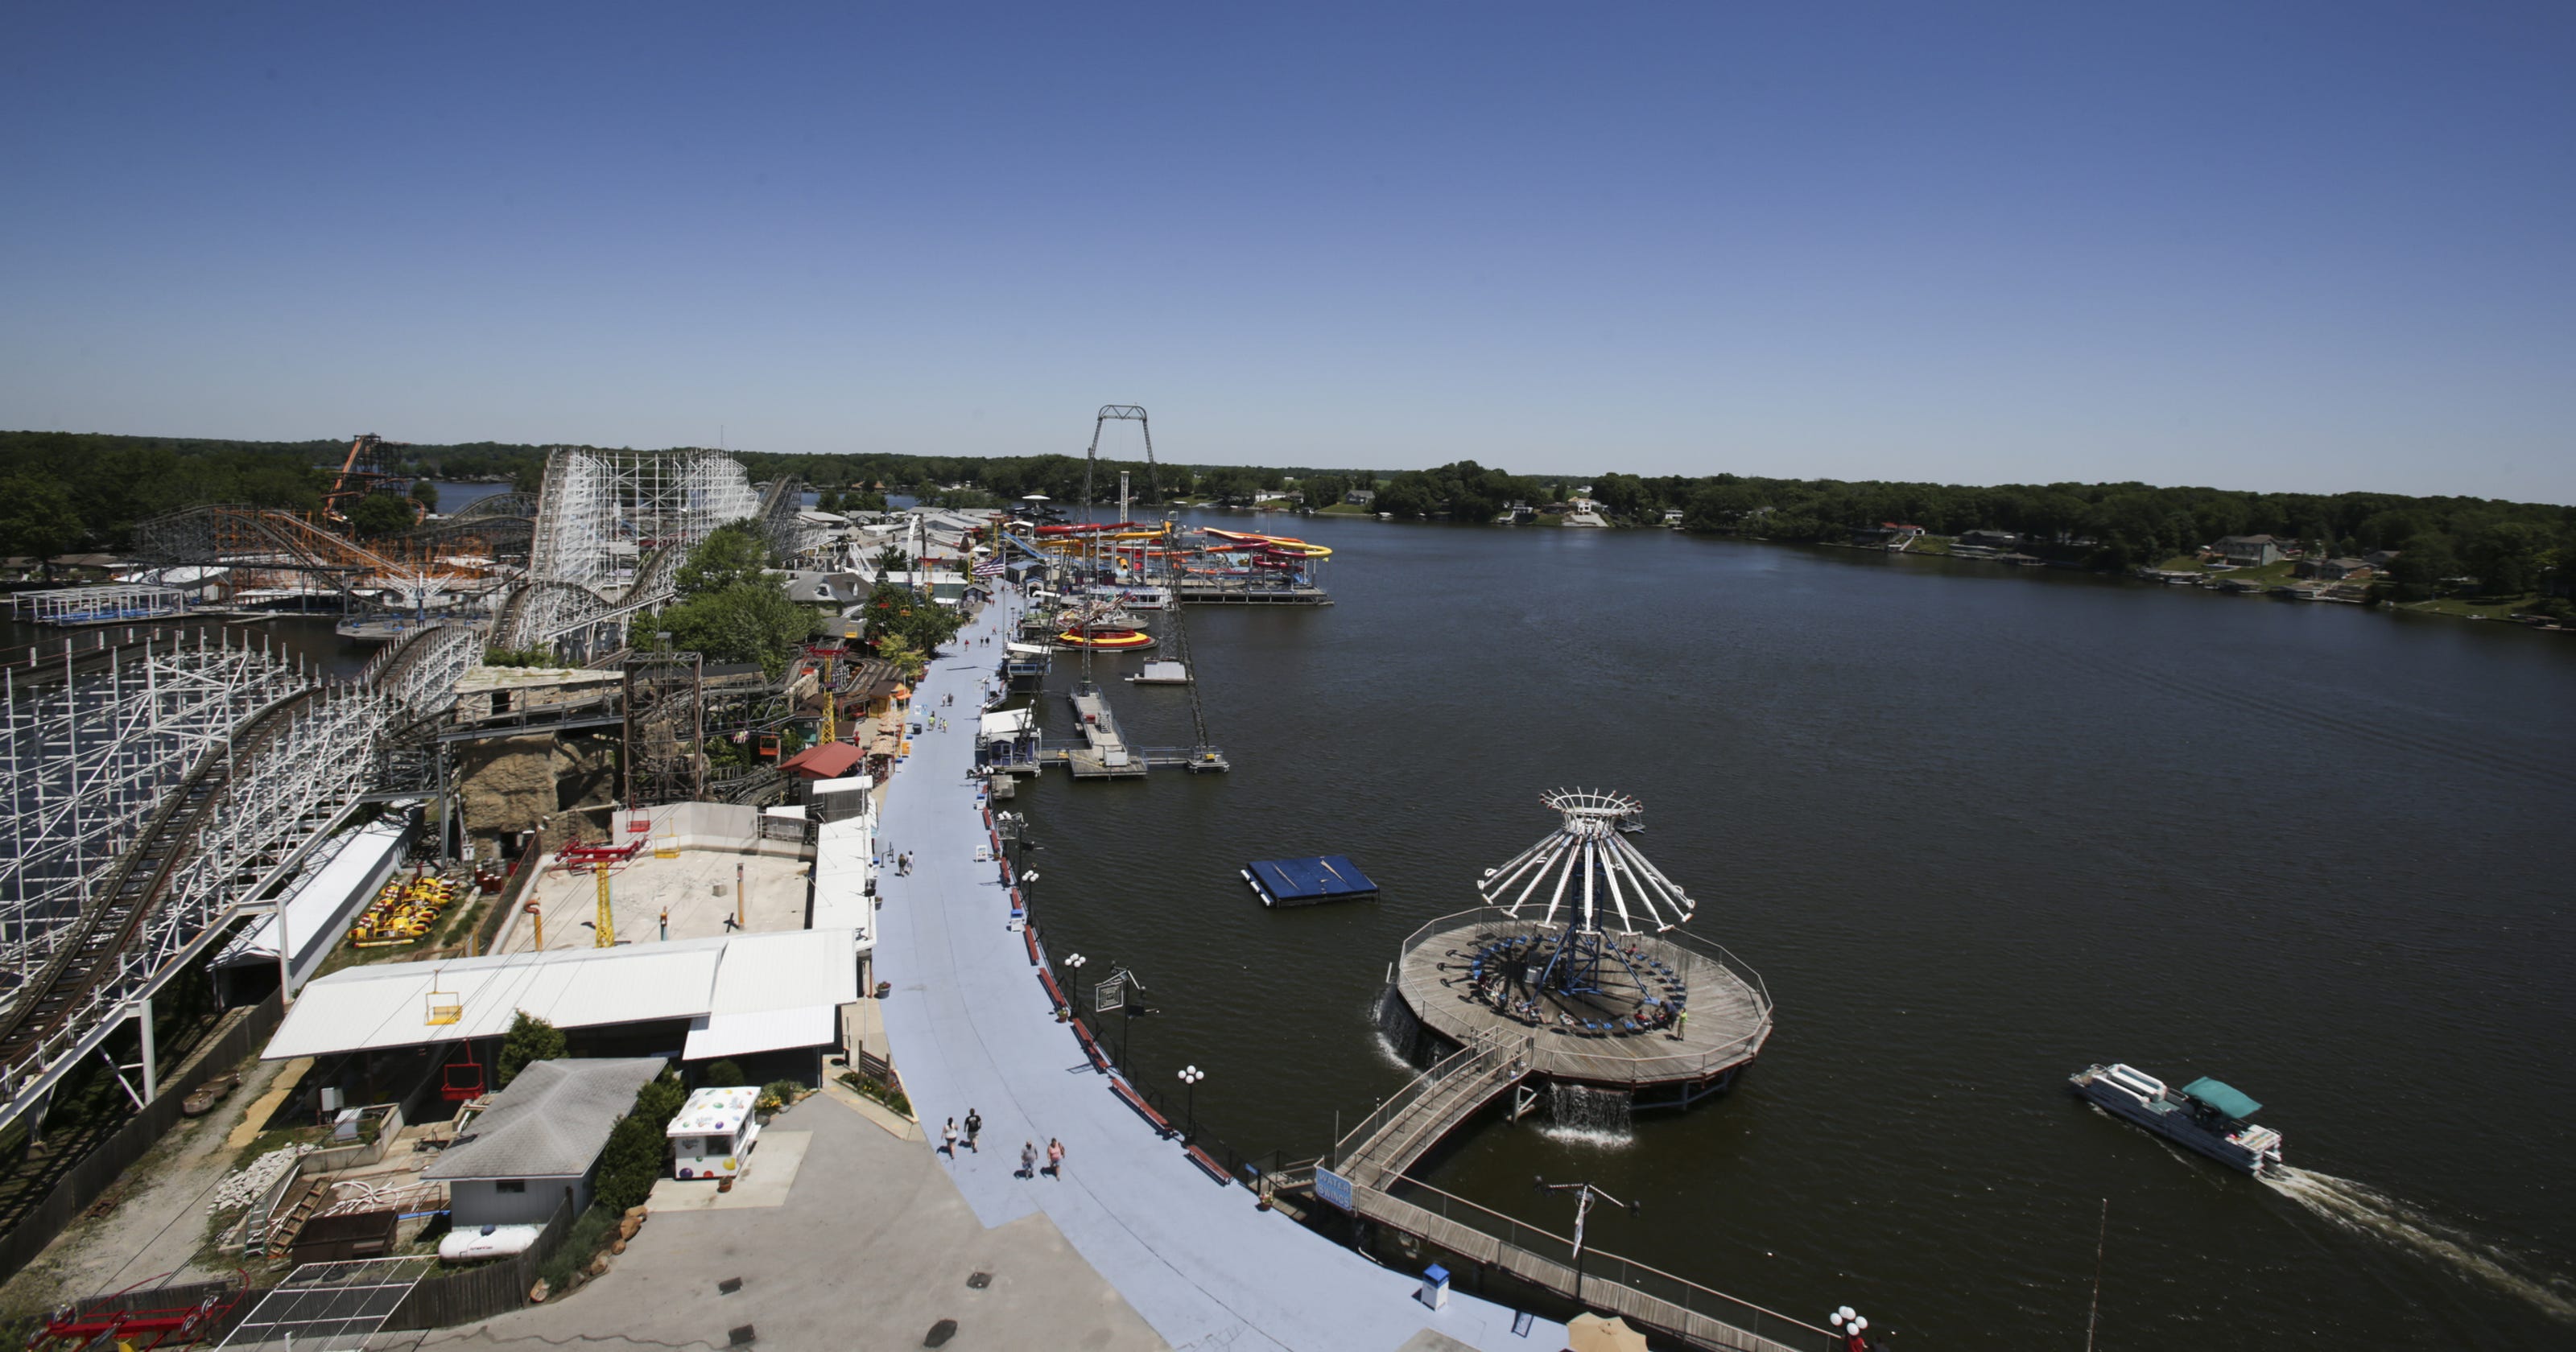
[870,596,1565,1352]
[426,1092,1166,1352]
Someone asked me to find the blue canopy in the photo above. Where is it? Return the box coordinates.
[2179,1077,2262,1121]
[1247,855,1379,902]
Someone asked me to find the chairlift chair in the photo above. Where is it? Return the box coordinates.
[424,969,461,1026]
[441,1041,487,1103]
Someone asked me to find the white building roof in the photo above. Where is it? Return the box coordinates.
[977,708,1034,740]
[683,1007,836,1061]
[811,817,873,950]
[667,1086,758,1137]
[215,821,408,972]
[262,928,861,1061]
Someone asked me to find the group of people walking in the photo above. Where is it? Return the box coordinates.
[941,1111,1066,1181]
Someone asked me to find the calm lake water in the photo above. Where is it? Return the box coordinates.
[1011,513,2576,1349]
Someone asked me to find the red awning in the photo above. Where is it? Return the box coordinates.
[779,741,866,780]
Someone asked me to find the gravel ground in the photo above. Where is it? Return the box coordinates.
[1,1053,291,1315]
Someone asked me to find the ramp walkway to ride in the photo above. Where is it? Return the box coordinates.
[872,594,1565,1352]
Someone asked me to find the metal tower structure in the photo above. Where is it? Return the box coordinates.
[1476,789,1696,996]
[1081,405,1161,519]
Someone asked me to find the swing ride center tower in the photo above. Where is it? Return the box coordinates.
[1383,790,1774,1113]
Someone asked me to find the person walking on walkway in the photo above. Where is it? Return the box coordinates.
[941,1117,959,1158]
[1019,1140,1038,1179]
[1045,1137,1065,1179]
[964,1109,982,1152]
[658,907,668,941]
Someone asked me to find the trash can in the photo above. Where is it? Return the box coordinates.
[1418,1263,1450,1310]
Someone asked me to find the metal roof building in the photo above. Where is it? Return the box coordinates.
[261,929,860,1063]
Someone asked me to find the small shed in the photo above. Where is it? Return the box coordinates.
[420,1056,667,1228]
[291,1209,400,1266]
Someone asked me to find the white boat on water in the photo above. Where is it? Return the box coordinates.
[1126,659,1190,685]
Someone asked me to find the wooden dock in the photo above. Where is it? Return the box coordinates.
[1171,580,1332,605]
[1392,913,1774,1103]
[1319,1024,1829,1352]
[1345,1180,1830,1352]
[1061,683,1142,776]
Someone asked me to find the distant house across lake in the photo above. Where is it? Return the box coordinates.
[2211,534,2288,566]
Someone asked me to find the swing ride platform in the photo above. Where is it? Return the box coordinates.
[1387,909,1774,1103]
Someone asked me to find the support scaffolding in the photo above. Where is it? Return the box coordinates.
[131,505,501,616]
[0,682,390,1136]
[497,447,766,656]
[622,651,706,809]
[0,632,308,1000]
[0,621,473,1139]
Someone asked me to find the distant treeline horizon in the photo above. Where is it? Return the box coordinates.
[2,429,2566,596]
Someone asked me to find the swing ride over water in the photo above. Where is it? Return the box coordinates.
[1379,789,1776,1111]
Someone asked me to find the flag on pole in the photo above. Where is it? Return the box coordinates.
[972,559,1005,578]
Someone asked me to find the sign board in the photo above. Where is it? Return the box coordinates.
[1315,1167,1355,1214]
[1094,975,1127,1015]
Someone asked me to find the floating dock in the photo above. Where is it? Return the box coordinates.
[1171,580,1331,605]
[1243,856,1378,907]
[1062,682,1146,777]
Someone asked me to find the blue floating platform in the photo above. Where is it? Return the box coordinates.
[1241,855,1379,908]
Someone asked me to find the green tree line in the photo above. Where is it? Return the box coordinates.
[9,430,2566,600]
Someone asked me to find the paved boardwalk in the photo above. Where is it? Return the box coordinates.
[873,596,1566,1352]
[424,1091,1166,1352]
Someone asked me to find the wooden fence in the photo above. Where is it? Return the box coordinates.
[0,990,286,1281]
[382,1189,579,1330]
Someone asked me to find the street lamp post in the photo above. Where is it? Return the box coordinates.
[1177,1065,1204,1143]
[1535,1177,1639,1310]
[1829,1306,1869,1350]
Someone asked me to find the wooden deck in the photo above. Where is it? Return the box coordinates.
[1349,1182,1827,1352]
[1394,917,1773,1091]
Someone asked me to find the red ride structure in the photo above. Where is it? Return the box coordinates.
[31,1272,249,1350]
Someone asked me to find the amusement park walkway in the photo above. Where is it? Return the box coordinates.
[872,596,1566,1352]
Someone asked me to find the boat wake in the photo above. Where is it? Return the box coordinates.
[2263,1167,2576,1325]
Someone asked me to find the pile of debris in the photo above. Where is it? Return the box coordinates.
[208,1144,312,1213]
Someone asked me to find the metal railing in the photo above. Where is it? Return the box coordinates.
[1331,1025,1533,1183]
[1364,1174,1839,1352]
[1395,908,1773,1015]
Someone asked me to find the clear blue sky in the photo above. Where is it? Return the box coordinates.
[4,3,2570,501]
